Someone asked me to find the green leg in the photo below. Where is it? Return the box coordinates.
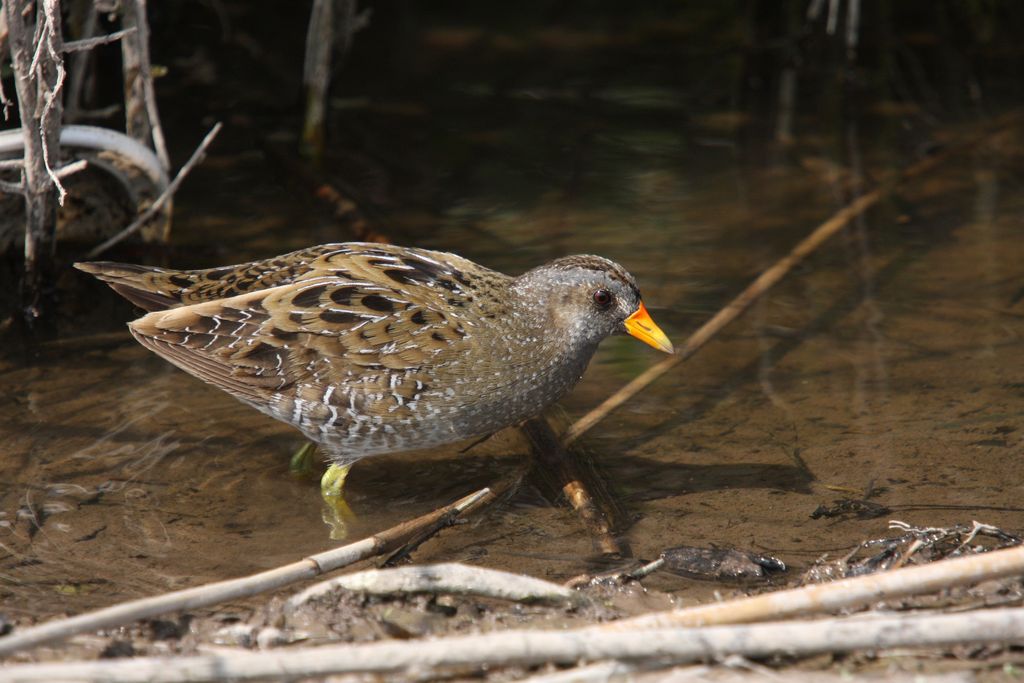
[289,442,319,478]
[289,443,357,539]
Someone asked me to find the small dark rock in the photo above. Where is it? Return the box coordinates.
[99,640,135,659]
[661,546,787,580]
[148,616,190,640]
[810,498,890,520]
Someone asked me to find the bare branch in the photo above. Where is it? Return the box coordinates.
[86,122,222,258]
[121,0,169,170]
[53,158,87,179]
[33,0,68,203]
[63,27,136,53]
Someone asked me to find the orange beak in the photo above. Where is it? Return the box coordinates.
[624,301,674,354]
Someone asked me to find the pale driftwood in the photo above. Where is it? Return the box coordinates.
[563,110,1024,446]
[286,562,582,610]
[4,608,1024,682]
[602,543,1024,631]
[0,487,491,657]
[0,125,168,188]
[85,122,222,258]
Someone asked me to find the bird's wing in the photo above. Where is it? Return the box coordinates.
[127,247,507,415]
[75,243,352,311]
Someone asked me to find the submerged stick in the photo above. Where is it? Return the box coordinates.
[0,487,490,657]
[6,607,1024,682]
[522,418,625,556]
[601,542,1024,630]
[564,111,1023,445]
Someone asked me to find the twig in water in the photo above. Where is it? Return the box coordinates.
[522,417,626,556]
[287,562,583,610]
[85,122,222,258]
[563,111,1024,446]
[0,487,490,656]
[382,466,519,566]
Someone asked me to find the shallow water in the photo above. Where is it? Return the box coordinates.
[2,6,1023,618]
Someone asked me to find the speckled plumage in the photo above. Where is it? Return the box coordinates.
[76,243,669,469]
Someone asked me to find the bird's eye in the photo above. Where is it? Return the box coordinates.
[592,289,613,308]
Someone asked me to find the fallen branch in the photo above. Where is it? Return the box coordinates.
[85,122,222,258]
[286,562,583,610]
[564,110,1024,445]
[601,542,1024,630]
[5,607,1024,682]
[0,487,491,657]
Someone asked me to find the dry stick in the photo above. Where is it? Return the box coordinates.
[6,608,1024,682]
[120,0,169,171]
[85,122,222,259]
[62,2,100,124]
[602,542,1024,631]
[0,487,491,658]
[63,27,136,54]
[564,111,1024,446]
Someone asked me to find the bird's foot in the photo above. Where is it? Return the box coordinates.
[320,463,352,497]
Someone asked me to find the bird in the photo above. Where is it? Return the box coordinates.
[76,242,673,498]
